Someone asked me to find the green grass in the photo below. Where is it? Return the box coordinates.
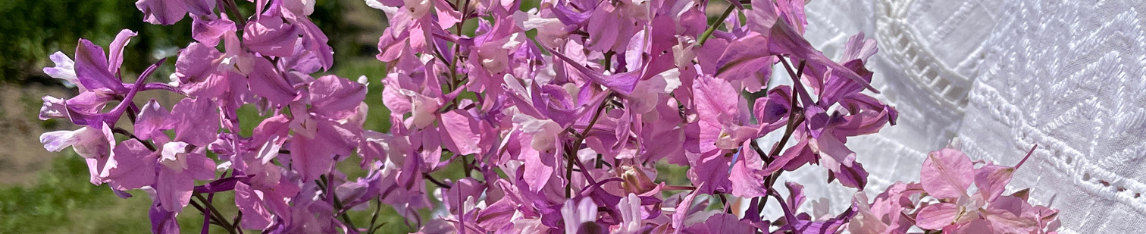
[0,151,223,233]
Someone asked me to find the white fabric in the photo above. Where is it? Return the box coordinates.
[761,0,1146,232]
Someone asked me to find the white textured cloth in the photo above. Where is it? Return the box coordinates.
[764,0,1146,232]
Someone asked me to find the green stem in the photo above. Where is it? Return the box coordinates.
[194,193,237,234]
[697,3,736,46]
[223,0,247,27]
[189,199,229,230]
[366,199,383,234]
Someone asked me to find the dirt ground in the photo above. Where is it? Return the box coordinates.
[0,83,184,186]
[0,83,73,186]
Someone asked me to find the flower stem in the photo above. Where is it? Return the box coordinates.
[366,199,383,234]
[566,92,614,198]
[757,57,806,216]
[424,173,452,189]
[320,175,357,229]
[223,0,247,27]
[697,3,736,46]
[194,193,237,234]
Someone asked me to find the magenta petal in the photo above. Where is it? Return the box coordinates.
[763,137,814,174]
[247,58,299,106]
[244,16,300,57]
[768,21,877,93]
[954,219,993,234]
[981,208,1039,233]
[173,42,223,81]
[584,5,620,52]
[687,154,732,195]
[715,34,772,79]
[309,75,366,120]
[291,119,357,181]
[157,167,195,212]
[920,148,975,199]
[252,114,292,148]
[729,143,767,198]
[842,32,878,62]
[74,39,125,93]
[107,30,138,73]
[702,214,756,233]
[171,97,220,146]
[149,202,181,234]
[671,185,703,232]
[551,50,638,94]
[746,0,779,34]
[784,182,805,210]
[754,87,792,124]
[831,162,869,189]
[136,0,190,25]
[292,16,334,70]
[174,43,232,100]
[135,99,174,140]
[39,96,68,120]
[235,182,275,230]
[812,132,856,172]
[183,0,214,16]
[191,16,236,47]
[520,144,555,193]
[102,139,157,191]
[439,110,484,155]
[185,153,217,180]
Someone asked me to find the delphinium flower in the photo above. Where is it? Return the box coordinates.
[35,0,1064,233]
[362,0,898,233]
[40,0,367,232]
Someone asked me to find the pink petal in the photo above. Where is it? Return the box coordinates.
[191,16,236,47]
[309,75,366,120]
[982,208,1039,233]
[102,139,157,190]
[171,97,220,146]
[235,182,274,230]
[243,16,300,57]
[920,148,975,199]
[107,30,138,73]
[157,167,195,212]
[136,0,189,25]
[134,99,173,140]
[247,57,299,106]
[915,203,960,230]
[439,110,485,155]
[74,39,124,93]
[290,119,357,181]
[974,164,1015,201]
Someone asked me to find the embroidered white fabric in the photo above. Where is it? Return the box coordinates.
[757,0,1146,232]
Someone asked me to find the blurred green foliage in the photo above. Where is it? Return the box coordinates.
[0,0,189,84]
[0,0,378,85]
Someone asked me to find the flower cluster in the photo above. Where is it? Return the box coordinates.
[42,0,353,232]
[35,0,1059,233]
[851,146,1061,233]
[366,0,896,232]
